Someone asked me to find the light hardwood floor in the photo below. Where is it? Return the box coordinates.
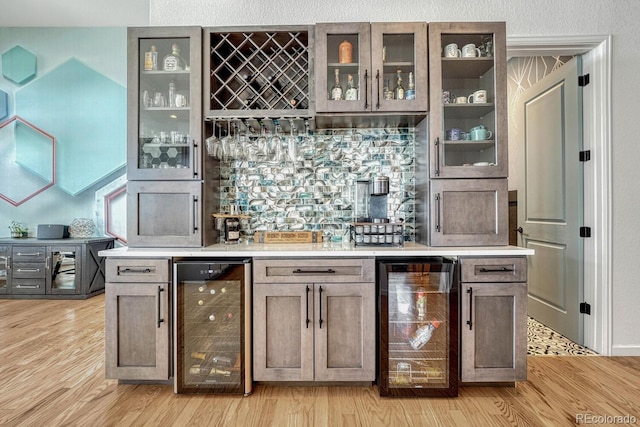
[0,296,639,427]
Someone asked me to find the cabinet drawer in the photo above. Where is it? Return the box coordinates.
[12,247,46,262]
[254,258,375,283]
[12,279,46,294]
[12,263,46,279]
[106,258,170,283]
[461,257,527,283]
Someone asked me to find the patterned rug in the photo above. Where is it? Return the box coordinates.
[527,317,598,356]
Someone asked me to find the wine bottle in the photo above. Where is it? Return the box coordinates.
[406,72,416,100]
[408,320,440,350]
[345,74,358,100]
[330,68,343,100]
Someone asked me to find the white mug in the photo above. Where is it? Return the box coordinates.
[462,43,482,58]
[454,96,467,104]
[468,89,487,104]
[444,43,461,58]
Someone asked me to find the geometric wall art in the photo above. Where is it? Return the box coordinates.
[1,45,37,85]
[0,115,55,206]
[15,58,126,196]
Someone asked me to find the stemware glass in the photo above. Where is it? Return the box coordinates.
[286,119,298,162]
[269,121,284,163]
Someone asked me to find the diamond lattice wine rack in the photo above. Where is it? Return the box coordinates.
[205,26,314,118]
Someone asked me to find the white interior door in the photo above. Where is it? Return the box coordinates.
[516,56,584,344]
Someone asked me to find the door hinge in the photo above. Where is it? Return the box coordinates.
[580,226,591,238]
[578,74,590,87]
[580,302,591,315]
[579,150,591,162]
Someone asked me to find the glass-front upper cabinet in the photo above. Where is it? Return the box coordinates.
[315,22,428,114]
[0,246,8,294]
[127,27,202,181]
[428,22,507,178]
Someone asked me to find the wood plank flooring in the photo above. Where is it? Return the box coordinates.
[1,295,639,427]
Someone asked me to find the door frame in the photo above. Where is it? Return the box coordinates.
[507,35,612,355]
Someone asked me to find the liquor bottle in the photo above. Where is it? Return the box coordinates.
[394,69,405,100]
[416,286,427,319]
[163,43,187,71]
[408,320,440,350]
[338,40,353,64]
[383,77,394,100]
[144,45,157,71]
[330,68,343,100]
[405,72,416,100]
[344,74,358,100]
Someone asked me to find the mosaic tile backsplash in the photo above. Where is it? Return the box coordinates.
[213,127,417,242]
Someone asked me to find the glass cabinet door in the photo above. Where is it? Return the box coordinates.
[429,22,507,178]
[0,246,8,294]
[370,22,428,112]
[315,22,372,113]
[127,27,202,180]
[49,246,81,295]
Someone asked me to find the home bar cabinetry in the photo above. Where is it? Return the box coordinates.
[126,26,217,247]
[105,20,530,393]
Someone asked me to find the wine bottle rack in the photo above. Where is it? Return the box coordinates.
[205,26,314,117]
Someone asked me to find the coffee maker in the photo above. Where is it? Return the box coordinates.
[353,176,403,246]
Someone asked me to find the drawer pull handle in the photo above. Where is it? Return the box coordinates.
[118,267,153,274]
[293,268,336,275]
[478,267,515,273]
[16,268,41,273]
[16,252,42,257]
[467,287,473,330]
[16,284,40,289]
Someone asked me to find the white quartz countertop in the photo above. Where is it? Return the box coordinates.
[99,242,534,258]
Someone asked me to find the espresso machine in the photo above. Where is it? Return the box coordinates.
[353,176,403,246]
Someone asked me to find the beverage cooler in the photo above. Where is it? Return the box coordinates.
[377,258,458,397]
[174,259,252,394]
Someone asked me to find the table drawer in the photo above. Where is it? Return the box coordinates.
[12,263,46,279]
[254,257,375,283]
[12,247,46,262]
[461,257,527,283]
[106,258,170,283]
[12,279,46,294]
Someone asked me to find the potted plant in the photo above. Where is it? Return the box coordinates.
[8,220,28,238]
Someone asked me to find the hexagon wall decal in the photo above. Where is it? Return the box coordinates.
[0,90,8,120]
[0,115,55,206]
[15,57,126,196]
[1,45,37,85]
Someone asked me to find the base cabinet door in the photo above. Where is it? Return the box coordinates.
[253,280,375,382]
[459,281,527,382]
[105,258,171,380]
[253,283,314,381]
[0,246,8,294]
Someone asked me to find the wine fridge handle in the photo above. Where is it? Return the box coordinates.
[318,286,324,329]
[466,287,473,330]
[157,286,165,328]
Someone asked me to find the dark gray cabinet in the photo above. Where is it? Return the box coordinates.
[459,257,527,383]
[105,257,172,381]
[0,237,115,299]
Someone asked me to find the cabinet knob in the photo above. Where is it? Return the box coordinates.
[515,227,523,234]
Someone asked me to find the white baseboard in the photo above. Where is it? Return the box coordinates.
[611,345,640,356]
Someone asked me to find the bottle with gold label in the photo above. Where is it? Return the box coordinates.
[338,40,353,64]
[330,68,343,100]
[144,45,157,71]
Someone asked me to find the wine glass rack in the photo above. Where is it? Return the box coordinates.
[205,27,314,117]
